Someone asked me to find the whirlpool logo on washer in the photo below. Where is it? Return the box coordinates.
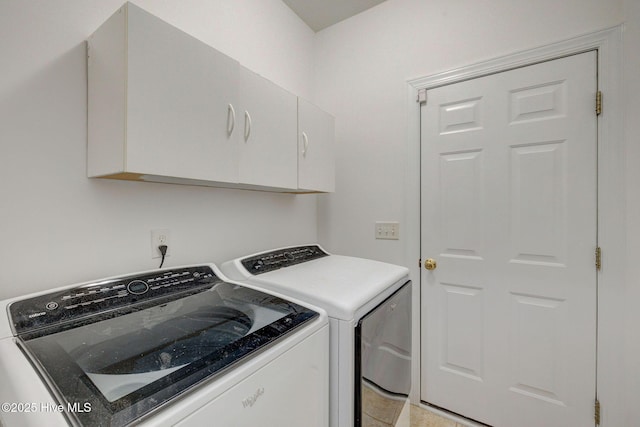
[242,387,265,408]
[28,312,46,319]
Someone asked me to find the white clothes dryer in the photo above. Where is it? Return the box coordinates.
[221,245,412,427]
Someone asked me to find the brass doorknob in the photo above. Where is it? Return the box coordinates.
[424,258,437,271]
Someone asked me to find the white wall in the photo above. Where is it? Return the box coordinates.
[314,0,623,264]
[314,0,638,425]
[623,0,640,425]
[0,0,317,299]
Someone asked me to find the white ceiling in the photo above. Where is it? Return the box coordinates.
[282,0,387,32]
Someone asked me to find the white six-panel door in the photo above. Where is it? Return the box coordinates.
[420,52,597,427]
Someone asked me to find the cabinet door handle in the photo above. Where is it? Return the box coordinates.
[244,111,252,141]
[302,132,309,157]
[227,104,236,136]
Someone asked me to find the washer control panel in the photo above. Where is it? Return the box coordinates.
[9,266,221,335]
[241,245,328,275]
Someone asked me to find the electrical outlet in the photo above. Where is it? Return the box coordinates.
[151,229,170,259]
[375,221,400,240]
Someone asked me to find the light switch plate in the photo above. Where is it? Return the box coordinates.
[375,221,400,240]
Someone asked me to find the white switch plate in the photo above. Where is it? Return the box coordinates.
[375,221,400,240]
[151,229,171,259]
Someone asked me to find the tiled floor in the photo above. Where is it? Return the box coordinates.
[410,405,469,427]
[362,385,408,426]
[362,383,472,427]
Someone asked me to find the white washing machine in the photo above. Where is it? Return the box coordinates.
[221,245,412,427]
[0,264,328,427]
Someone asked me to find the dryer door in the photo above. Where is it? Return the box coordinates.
[355,281,412,427]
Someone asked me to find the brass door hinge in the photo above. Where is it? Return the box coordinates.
[596,91,602,116]
[595,399,601,425]
[596,247,602,271]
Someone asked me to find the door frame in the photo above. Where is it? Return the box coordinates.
[405,26,624,426]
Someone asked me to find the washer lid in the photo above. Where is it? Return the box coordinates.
[222,248,409,320]
[13,266,319,427]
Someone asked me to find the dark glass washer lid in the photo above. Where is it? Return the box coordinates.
[74,306,253,375]
[15,271,319,427]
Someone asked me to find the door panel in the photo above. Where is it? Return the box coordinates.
[439,150,485,258]
[508,292,567,405]
[440,283,484,380]
[510,141,567,265]
[420,52,597,427]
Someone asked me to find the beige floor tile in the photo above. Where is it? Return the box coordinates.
[363,386,404,424]
[363,412,392,427]
[410,404,457,427]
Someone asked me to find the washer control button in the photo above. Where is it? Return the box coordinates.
[45,302,59,311]
[127,280,149,295]
[253,260,265,271]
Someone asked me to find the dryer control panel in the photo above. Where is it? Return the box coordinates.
[241,245,328,275]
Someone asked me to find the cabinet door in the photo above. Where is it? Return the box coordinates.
[298,99,335,192]
[126,4,240,183]
[237,67,297,189]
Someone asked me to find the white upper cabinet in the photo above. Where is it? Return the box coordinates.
[237,67,298,189]
[88,3,240,183]
[298,98,335,193]
[88,2,334,193]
